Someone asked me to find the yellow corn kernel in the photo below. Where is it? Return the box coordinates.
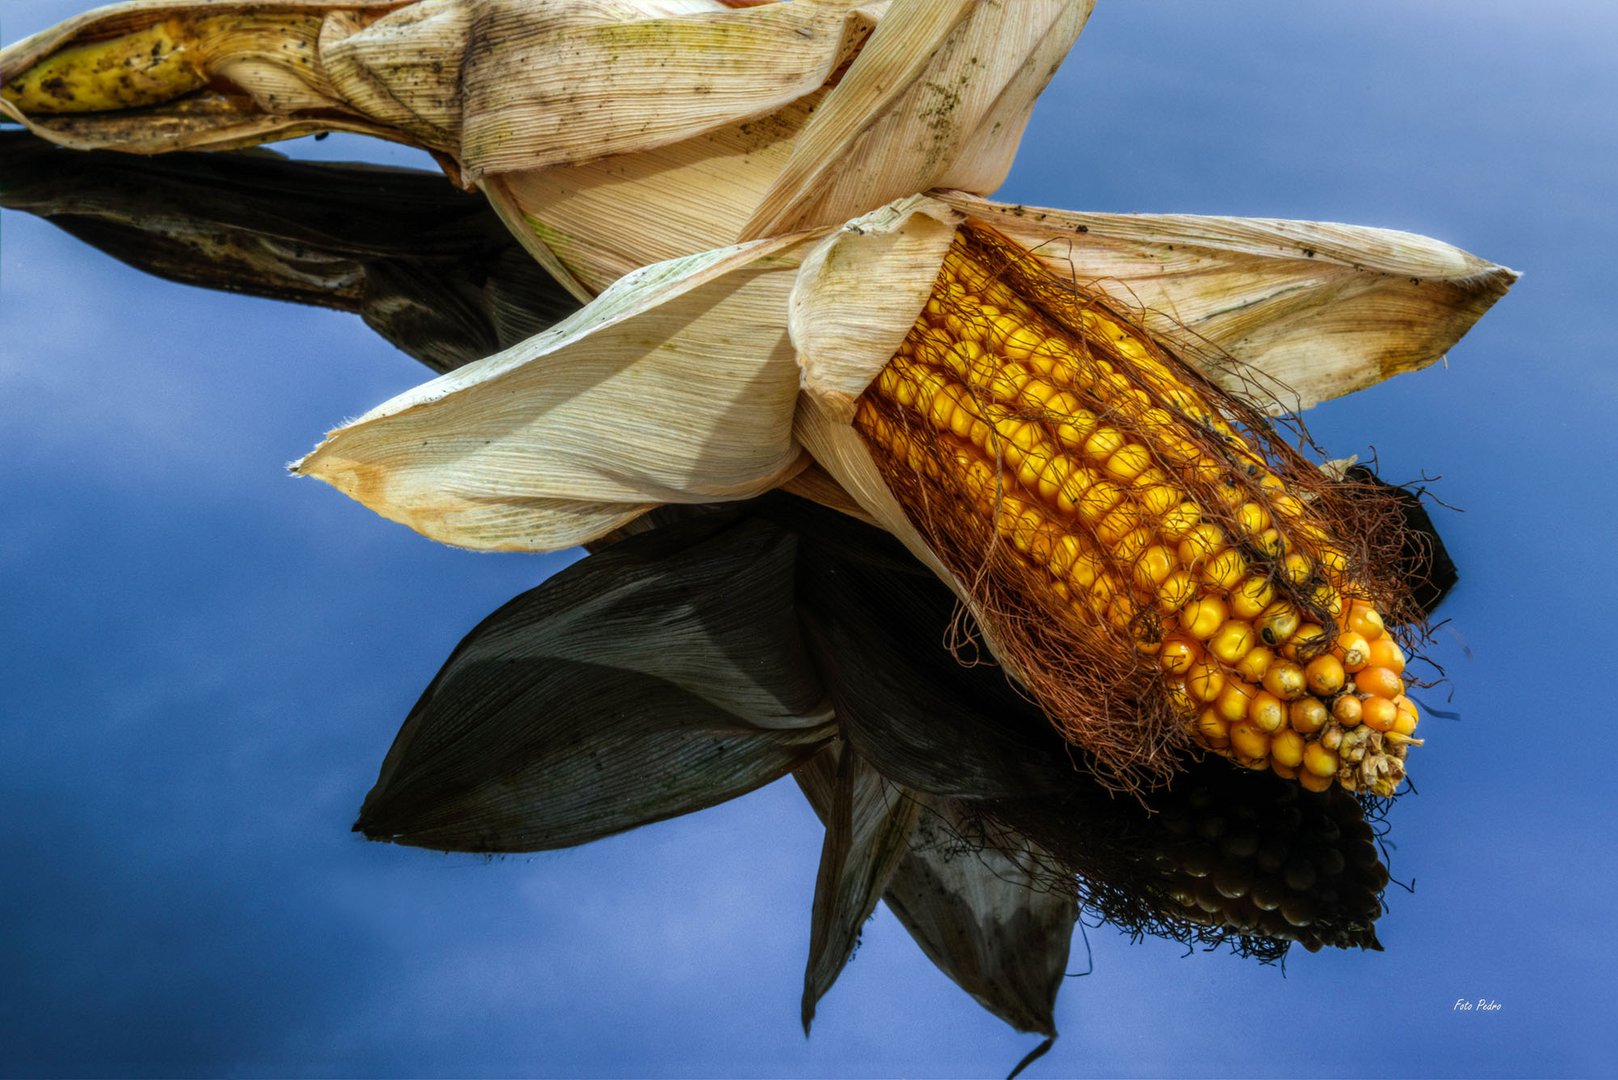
[1215,679,1257,724]
[1236,501,1271,536]
[1195,709,1231,749]
[1001,324,1048,365]
[1075,479,1126,525]
[1177,523,1225,567]
[1095,505,1144,548]
[1336,631,1371,672]
[1256,601,1301,648]
[1156,569,1197,613]
[1179,596,1229,640]
[1052,406,1100,451]
[1016,370,1057,406]
[1288,697,1328,735]
[1271,728,1306,769]
[1346,601,1386,640]
[1303,654,1346,696]
[1105,442,1154,482]
[1199,547,1247,592]
[1082,426,1128,466]
[1355,665,1405,699]
[1047,534,1084,577]
[1298,768,1333,793]
[1367,636,1407,675]
[1361,696,1399,733]
[1160,502,1203,541]
[1185,659,1225,704]
[1254,527,1288,558]
[1393,694,1420,735]
[1233,645,1275,684]
[1262,660,1307,701]
[1134,544,1179,590]
[1332,694,1363,728]
[1158,634,1202,677]
[1114,527,1155,566]
[1229,722,1269,764]
[1208,620,1257,666]
[1248,691,1285,734]
[1137,481,1182,518]
[1303,742,1340,779]
[1281,552,1313,586]
[1229,575,1276,621]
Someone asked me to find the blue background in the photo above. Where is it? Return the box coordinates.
[2,2,1613,1075]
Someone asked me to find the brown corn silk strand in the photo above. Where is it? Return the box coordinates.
[853,223,1422,794]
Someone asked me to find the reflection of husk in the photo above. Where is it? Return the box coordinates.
[0,133,580,371]
[355,506,838,852]
[361,491,1409,962]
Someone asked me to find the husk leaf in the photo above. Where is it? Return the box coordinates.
[458,0,867,181]
[294,231,811,550]
[740,0,1092,240]
[479,82,834,297]
[789,194,959,411]
[940,192,1519,411]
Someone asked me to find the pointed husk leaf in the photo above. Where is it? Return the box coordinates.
[356,511,835,852]
[294,231,811,550]
[457,0,867,181]
[739,0,1092,239]
[940,192,1519,411]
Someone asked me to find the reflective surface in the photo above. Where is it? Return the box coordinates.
[2,2,1613,1075]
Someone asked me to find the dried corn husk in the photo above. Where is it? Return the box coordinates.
[293,192,1510,791]
[296,192,1515,555]
[296,230,812,548]
[2,0,1092,295]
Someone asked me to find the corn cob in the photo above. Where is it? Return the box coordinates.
[853,224,1421,796]
[2,12,327,116]
[3,19,208,114]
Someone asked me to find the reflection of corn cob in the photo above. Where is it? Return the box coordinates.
[1150,777,1388,952]
[855,225,1419,795]
[989,762,1389,954]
